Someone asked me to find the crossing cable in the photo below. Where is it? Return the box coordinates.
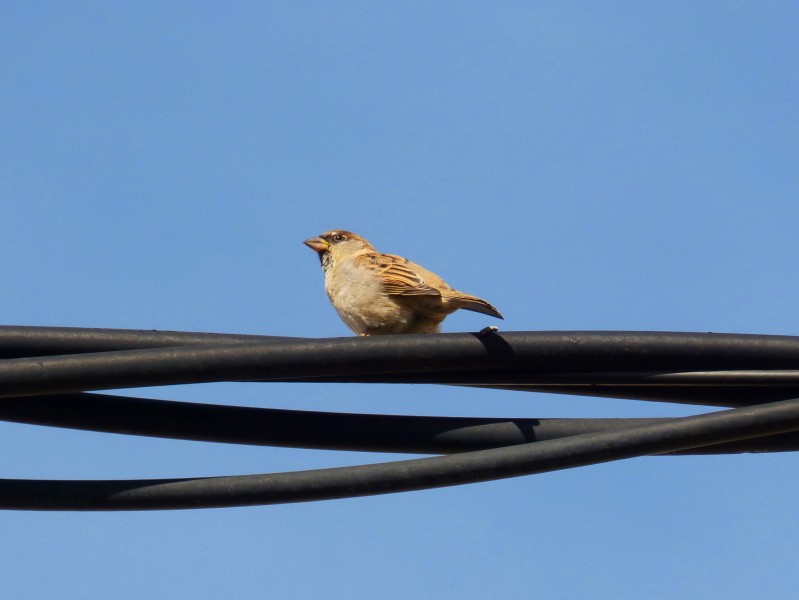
[2,392,798,455]
[2,395,799,511]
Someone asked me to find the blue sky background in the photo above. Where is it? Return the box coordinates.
[2,2,798,598]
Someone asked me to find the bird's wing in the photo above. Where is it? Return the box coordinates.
[356,253,441,297]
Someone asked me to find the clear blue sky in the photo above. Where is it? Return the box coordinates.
[2,2,798,598]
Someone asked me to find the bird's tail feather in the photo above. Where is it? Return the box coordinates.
[456,294,504,319]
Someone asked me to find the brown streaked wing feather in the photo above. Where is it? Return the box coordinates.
[355,253,441,297]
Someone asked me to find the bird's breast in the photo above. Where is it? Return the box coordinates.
[324,258,411,334]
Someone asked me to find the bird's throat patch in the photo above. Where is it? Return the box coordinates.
[320,251,333,272]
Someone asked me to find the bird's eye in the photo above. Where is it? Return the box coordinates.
[332,233,345,242]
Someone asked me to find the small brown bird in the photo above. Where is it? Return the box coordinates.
[303,230,503,335]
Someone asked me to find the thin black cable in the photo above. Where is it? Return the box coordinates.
[2,392,797,455]
[3,396,799,511]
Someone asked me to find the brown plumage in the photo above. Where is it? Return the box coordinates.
[303,230,503,335]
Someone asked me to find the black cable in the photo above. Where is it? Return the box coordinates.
[0,325,298,358]
[2,392,797,455]
[3,395,799,511]
[1,327,798,510]
[2,332,799,405]
[3,327,799,370]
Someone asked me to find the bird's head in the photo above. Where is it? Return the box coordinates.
[303,230,375,267]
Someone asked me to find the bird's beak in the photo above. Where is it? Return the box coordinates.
[303,237,329,253]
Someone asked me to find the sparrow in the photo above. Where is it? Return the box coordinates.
[303,230,503,335]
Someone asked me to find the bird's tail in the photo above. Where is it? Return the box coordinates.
[455,294,504,319]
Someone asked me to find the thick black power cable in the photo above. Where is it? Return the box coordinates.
[2,392,797,455]
[0,325,297,358]
[3,327,799,370]
[3,396,799,511]
[1,331,799,405]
